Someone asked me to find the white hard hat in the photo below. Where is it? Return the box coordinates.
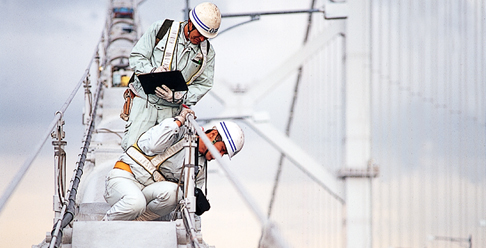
[216,121,245,159]
[189,2,221,39]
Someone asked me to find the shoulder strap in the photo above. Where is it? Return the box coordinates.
[126,146,166,182]
[128,19,174,84]
[205,40,210,54]
[126,138,185,182]
[156,19,174,45]
[150,138,185,167]
[162,21,181,70]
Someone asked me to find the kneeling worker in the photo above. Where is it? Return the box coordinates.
[103,108,245,221]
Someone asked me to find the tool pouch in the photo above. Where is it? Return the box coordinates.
[195,187,210,216]
[120,87,136,121]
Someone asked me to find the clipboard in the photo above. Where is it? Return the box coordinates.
[138,70,188,94]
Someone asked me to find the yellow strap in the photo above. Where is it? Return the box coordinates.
[126,147,166,182]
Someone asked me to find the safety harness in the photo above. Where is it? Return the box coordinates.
[125,138,185,183]
[120,19,210,121]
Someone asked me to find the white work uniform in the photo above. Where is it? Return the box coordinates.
[104,118,207,221]
[121,20,216,150]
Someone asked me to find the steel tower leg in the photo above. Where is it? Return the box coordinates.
[343,0,373,247]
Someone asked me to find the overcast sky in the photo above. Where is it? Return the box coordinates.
[3,1,483,247]
[0,0,312,247]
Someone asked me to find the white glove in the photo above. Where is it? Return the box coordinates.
[155,85,184,103]
[153,65,169,73]
[174,108,196,125]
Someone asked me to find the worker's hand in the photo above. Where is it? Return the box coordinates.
[155,85,172,100]
[174,107,196,125]
[155,85,184,103]
[153,65,168,73]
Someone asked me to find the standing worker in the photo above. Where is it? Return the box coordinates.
[103,109,245,221]
[121,2,222,150]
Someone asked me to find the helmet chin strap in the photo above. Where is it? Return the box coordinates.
[201,135,217,158]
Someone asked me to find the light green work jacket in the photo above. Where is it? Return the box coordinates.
[129,20,215,107]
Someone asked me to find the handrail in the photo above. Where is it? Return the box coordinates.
[48,40,105,248]
[49,77,103,248]
[0,39,102,215]
[187,116,290,248]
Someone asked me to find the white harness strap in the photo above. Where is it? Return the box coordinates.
[160,22,208,85]
[162,21,181,71]
[126,147,165,182]
[151,139,185,166]
[126,139,185,182]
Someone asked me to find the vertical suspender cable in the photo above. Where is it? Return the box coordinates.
[475,0,483,243]
[386,1,393,245]
[266,0,317,218]
[397,0,403,245]
[406,0,413,244]
[374,0,384,246]
[368,0,375,247]
[459,0,466,238]
[472,0,478,242]
[446,0,453,238]
[418,0,424,242]
[262,1,318,247]
[432,1,439,238]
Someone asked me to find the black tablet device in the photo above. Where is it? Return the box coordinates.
[138,70,188,94]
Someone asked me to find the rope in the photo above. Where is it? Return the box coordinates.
[96,128,123,139]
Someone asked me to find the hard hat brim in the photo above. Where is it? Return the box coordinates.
[189,4,220,39]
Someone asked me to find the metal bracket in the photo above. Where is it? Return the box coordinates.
[51,112,68,220]
[337,164,379,179]
[324,0,348,20]
[83,74,93,125]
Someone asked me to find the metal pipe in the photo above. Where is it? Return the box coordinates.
[48,204,67,248]
[222,8,323,18]
[186,116,289,248]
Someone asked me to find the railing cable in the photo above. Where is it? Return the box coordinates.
[0,40,100,214]
[48,56,104,248]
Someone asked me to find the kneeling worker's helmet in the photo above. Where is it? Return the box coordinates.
[216,121,245,159]
[189,2,221,39]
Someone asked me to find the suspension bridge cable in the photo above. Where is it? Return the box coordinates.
[0,42,99,214]
[261,1,318,246]
[266,0,317,218]
[49,63,103,248]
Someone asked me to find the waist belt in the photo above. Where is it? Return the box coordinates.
[114,161,133,173]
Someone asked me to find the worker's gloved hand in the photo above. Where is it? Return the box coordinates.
[174,108,196,125]
[155,85,172,100]
[153,65,168,73]
[155,85,184,103]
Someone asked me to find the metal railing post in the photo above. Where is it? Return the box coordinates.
[181,117,200,247]
[83,74,92,125]
[51,112,67,222]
